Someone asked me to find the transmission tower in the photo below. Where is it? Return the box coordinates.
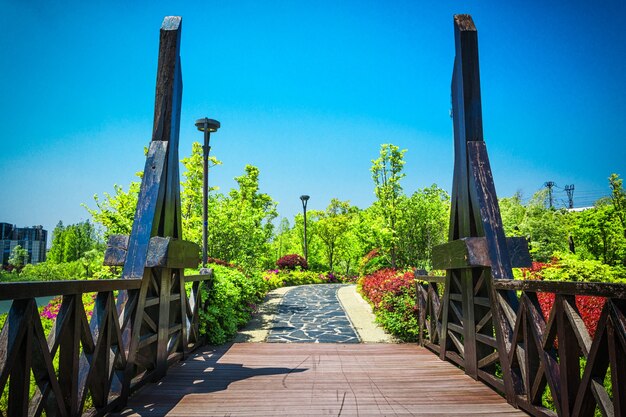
[544,181,556,208]
[565,184,575,209]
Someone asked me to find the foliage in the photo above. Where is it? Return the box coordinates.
[499,192,526,237]
[8,245,28,271]
[520,259,615,340]
[262,269,353,290]
[358,248,390,276]
[197,161,277,271]
[263,269,322,290]
[609,173,626,235]
[20,260,87,281]
[395,185,450,270]
[573,201,626,266]
[358,269,418,341]
[6,250,116,282]
[529,254,626,284]
[500,175,626,267]
[276,253,308,271]
[198,264,267,345]
[47,220,99,263]
[370,144,407,268]
[180,142,222,247]
[84,180,140,239]
[310,199,353,271]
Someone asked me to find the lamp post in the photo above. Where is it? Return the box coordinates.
[300,195,310,262]
[195,117,221,273]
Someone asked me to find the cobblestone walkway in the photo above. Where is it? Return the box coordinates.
[267,284,360,343]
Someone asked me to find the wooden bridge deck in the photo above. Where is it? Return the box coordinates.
[112,343,527,417]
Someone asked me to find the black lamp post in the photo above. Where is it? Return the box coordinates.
[300,195,310,262]
[195,117,220,273]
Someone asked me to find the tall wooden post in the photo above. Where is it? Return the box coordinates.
[433,14,527,403]
[114,16,192,401]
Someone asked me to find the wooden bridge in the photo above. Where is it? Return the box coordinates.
[1,14,625,417]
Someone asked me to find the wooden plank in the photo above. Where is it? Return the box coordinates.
[556,295,580,417]
[184,272,214,283]
[493,279,626,299]
[0,279,142,300]
[120,139,169,280]
[113,343,527,417]
[104,235,200,269]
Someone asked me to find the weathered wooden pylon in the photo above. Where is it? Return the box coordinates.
[432,14,530,398]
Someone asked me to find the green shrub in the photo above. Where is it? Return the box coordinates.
[539,253,626,283]
[358,248,391,276]
[359,269,419,341]
[375,290,419,342]
[19,260,86,281]
[199,264,267,344]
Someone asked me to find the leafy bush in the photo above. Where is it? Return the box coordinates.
[358,269,418,341]
[538,254,626,283]
[518,256,622,340]
[206,257,244,271]
[263,269,322,290]
[276,254,308,270]
[262,269,356,290]
[19,260,86,281]
[199,264,267,344]
[358,248,390,276]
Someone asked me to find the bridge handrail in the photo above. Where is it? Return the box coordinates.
[416,276,626,416]
[0,272,213,416]
[0,279,143,300]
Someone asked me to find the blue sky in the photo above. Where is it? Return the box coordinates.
[1,0,625,242]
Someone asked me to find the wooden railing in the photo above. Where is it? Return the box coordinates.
[0,273,212,417]
[419,13,626,417]
[0,15,212,416]
[416,276,626,417]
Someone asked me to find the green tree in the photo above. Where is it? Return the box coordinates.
[370,144,407,268]
[47,220,98,263]
[573,203,626,265]
[8,245,28,271]
[84,180,140,238]
[47,221,66,263]
[498,190,570,262]
[180,141,222,246]
[312,199,353,271]
[201,165,277,270]
[609,173,626,237]
[499,192,526,237]
[396,185,450,269]
[273,218,292,261]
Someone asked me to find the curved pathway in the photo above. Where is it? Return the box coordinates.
[267,284,360,343]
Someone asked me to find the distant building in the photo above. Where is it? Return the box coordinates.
[0,223,47,266]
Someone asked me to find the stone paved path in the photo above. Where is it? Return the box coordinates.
[267,284,360,343]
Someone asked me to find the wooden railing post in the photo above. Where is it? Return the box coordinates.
[111,15,201,403]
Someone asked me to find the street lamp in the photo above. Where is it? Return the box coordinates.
[300,195,310,262]
[195,117,221,273]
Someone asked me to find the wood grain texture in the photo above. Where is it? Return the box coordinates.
[104,235,199,269]
[433,237,531,270]
[113,343,528,417]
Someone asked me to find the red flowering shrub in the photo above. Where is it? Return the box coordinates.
[276,254,308,271]
[360,269,417,307]
[536,292,606,339]
[521,260,607,339]
[359,268,419,341]
[207,257,245,272]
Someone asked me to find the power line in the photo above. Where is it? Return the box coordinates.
[544,181,556,208]
[564,184,575,209]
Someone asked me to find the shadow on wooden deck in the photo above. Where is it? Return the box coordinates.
[111,343,527,416]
